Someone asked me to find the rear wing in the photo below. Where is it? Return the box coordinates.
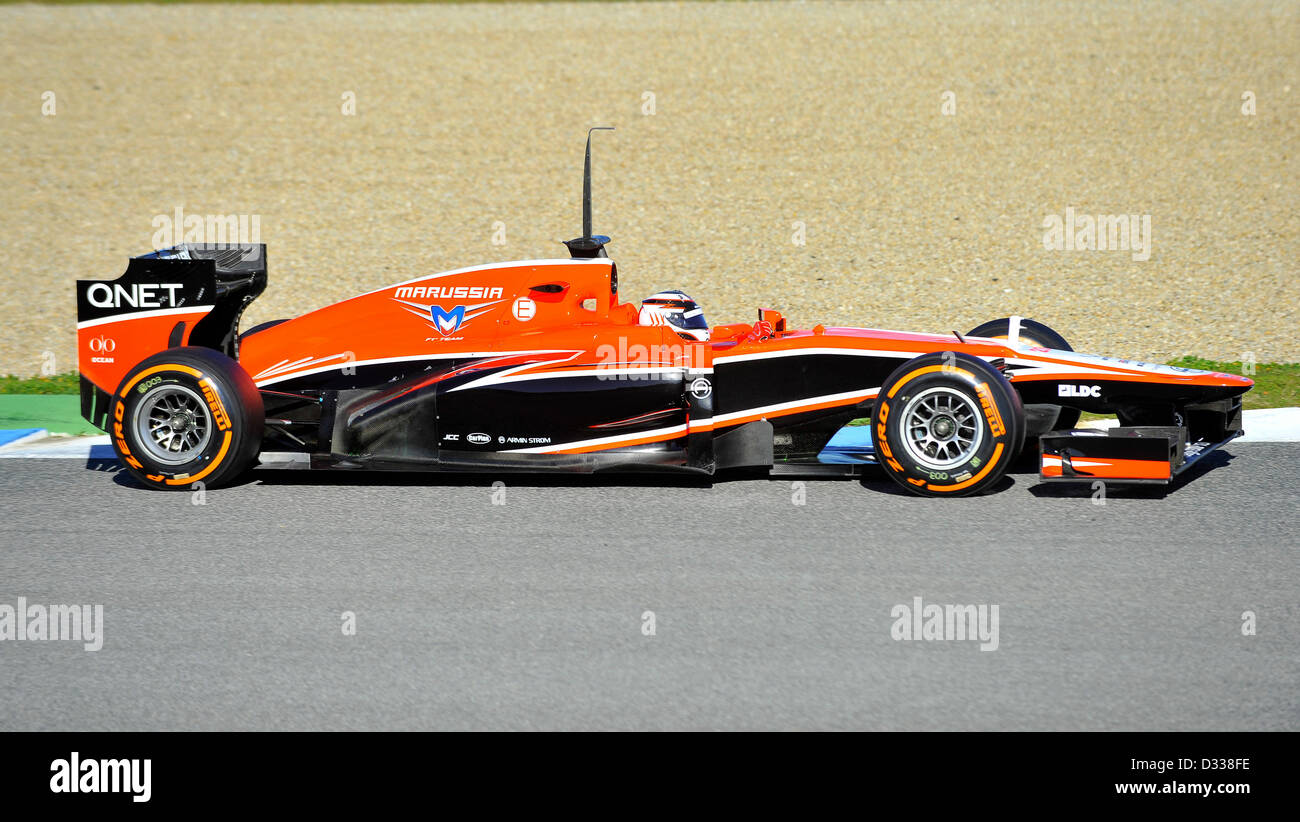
[76,244,266,430]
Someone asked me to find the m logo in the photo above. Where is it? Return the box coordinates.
[392,294,503,338]
[430,305,467,336]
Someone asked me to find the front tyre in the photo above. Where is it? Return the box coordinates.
[871,351,1024,497]
[110,347,263,491]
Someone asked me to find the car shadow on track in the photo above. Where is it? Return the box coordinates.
[245,470,718,491]
[856,473,1018,497]
[94,457,1025,495]
[253,469,1019,496]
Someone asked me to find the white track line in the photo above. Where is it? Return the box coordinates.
[0,435,115,459]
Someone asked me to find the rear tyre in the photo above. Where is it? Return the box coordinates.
[872,351,1024,497]
[966,317,1082,434]
[110,347,263,491]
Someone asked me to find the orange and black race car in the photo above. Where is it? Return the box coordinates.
[75,135,1251,496]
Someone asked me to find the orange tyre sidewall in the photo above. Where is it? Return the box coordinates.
[873,361,1016,495]
[113,362,237,489]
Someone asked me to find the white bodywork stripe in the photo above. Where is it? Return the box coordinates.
[711,388,878,425]
[446,363,686,393]
[503,423,689,453]
[252,349,576,387]
[77,306,211,330]
[713,347,916,365]
[356,258,613,299]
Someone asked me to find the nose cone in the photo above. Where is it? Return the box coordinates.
[1210,372,1253,389]
[1188,370,1253,403]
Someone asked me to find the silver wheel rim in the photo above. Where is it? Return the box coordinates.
[898,386,984,470]
[132,383,213,465]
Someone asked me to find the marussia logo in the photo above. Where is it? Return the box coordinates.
[392,286,504,337]
[1059,384,1101,398]
[395,285,503,301]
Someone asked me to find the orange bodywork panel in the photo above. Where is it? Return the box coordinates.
[1041,453,1172,481]
[78,308,211,396]
[238,259,671,386]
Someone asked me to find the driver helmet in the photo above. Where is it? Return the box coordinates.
[638,290,709,341]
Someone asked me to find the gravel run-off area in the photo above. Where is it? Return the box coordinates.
[0,1,1296,378]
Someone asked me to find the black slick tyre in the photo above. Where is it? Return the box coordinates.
[109,347,263,491]
[871,351,1024,497]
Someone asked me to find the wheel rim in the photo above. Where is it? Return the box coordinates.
[132,383,213,465]
[898,387,985,470]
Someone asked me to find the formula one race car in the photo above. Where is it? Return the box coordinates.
[76,132,1252,496]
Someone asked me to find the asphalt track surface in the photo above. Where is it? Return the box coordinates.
[1,445,1296,731]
